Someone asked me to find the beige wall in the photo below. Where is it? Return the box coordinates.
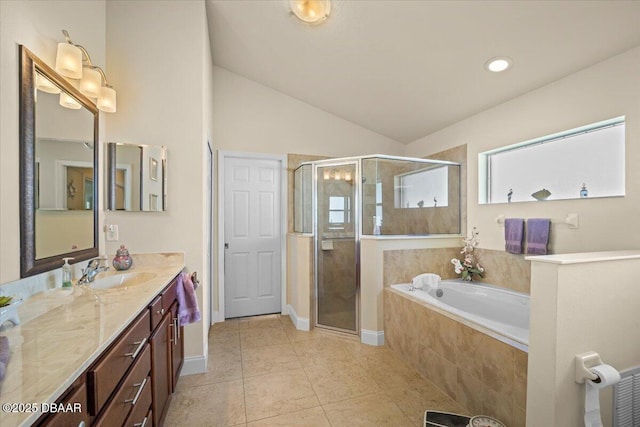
[286,234,313,324]
[405,47,640,255]
[104,0,212,368]
[527,254,640,426]
[0,0,106,283]
[212,66,405,157]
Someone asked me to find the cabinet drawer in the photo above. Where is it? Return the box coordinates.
[161,277,178,312]
[88,310,151,415]
[149,296,163,331]
[124,375,152,427]
[94,344,151,427]
[40,382,89,427]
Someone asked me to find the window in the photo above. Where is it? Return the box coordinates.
[480,117,625,204]
[395,166,449,208]
[328,196,351,229]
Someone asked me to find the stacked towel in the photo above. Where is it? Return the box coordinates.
[0,336,9,380]
[505,218,525,254]
[526,218,551,255]
[411,273,441,289]
[176,272,201,326]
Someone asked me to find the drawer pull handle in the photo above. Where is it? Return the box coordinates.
[133,416,148,427]
[157,308,165,316]
[169,317,180,345]
[124,340,146,359]
[174,316,180,340]
[125,377,147,406]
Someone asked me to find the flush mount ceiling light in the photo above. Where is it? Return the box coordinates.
[290,0,331,24]
[485,57,513,73]
[54,30,117,112]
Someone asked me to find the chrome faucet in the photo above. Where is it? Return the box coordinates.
[77,257,109,285]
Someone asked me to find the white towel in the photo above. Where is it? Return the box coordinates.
[411,273,441,289]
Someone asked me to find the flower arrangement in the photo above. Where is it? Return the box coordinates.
[451,227,484,281]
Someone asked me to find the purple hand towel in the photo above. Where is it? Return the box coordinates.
[176,272,201,326]
[505,218,525,254]
[526,218,551,255]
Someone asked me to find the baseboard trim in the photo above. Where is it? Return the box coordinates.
[211,311,224,324]
[180,355,207,376]
[361,329,384,346]
[287,304,310,331]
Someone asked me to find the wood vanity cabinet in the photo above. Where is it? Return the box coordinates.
[39,379,90,427]
[150,275,184,427]
[36,273,184,427]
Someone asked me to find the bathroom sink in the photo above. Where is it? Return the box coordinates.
[91,272,157,290]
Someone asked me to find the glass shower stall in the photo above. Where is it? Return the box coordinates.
[294,155,461,335]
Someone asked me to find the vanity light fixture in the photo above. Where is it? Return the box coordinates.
[54,30,117,112]
[290,0,331,24]
[485,56,512,73]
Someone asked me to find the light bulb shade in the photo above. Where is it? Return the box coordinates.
[35,73,61,94]
[55,43,83,79]
[97,86,117,113]
[80,67,102,98]
[59,91,82,109]
[290,0,331,23]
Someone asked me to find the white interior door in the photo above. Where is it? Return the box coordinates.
[224,156,282,318]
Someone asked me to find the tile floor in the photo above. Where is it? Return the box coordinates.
[164,314,469,427]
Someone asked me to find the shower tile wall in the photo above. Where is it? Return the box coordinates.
[361,159,461,235]
[317,238,356,330]
[383,248,531,294]
[384,288,527,426]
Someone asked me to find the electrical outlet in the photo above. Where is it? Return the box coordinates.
[105,224,119,241]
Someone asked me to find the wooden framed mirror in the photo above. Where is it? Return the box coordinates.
[19,45,99,277]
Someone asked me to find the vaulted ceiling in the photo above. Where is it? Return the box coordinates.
[207,1,640,143]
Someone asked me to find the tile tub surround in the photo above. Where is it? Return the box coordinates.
[0,253,185,427]
[384,288,527,427]
[383,247,531,294]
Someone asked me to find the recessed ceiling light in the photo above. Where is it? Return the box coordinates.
[485,57,512,73]
[290,0,331,24]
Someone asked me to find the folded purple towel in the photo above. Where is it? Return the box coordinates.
[176,272,201,326]
[505,218,525,254]
[0,335,9,380]
[527,218,551,255]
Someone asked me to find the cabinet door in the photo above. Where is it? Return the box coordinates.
[150,314,171,427]
[170,302,184,392]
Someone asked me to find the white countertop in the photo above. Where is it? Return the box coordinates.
[525,249,640,265]
[0,253,185,427]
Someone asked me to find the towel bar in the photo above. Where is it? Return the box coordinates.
[496,213,579,229]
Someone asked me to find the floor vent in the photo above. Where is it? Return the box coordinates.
[614,365,640,427]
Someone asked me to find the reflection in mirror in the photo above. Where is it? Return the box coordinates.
[106,143,166,211]
[20,46,98,277]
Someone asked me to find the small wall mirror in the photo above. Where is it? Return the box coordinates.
[20,46,99,277]
[106,142,167,211]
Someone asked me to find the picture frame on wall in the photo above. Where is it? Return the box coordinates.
[149,157,158,181]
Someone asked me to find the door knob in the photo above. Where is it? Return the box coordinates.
[224,243,229,249]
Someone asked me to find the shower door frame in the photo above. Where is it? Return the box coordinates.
[313,158,361,336]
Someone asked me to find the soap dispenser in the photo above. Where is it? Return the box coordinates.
[62,257,74,288]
